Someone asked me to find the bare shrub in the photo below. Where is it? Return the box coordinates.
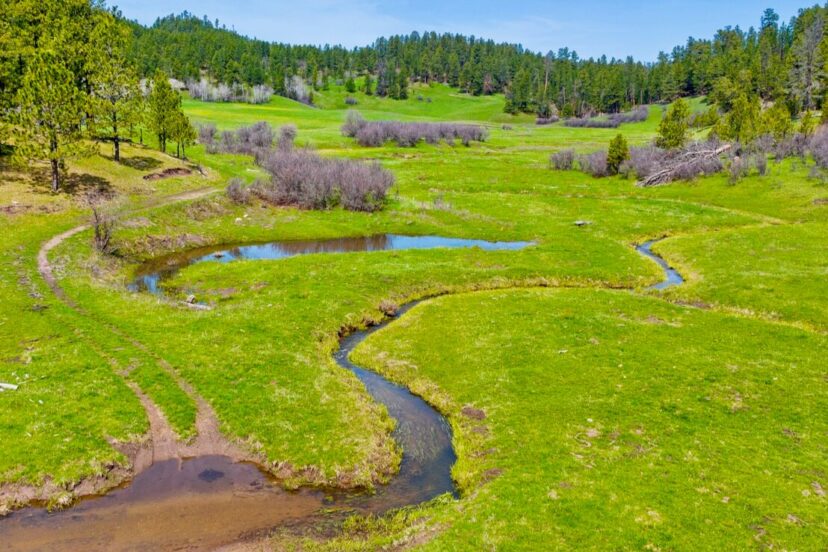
[564,117,617,129]
[341,111,487,147]
[285,75,313,105]
[755,154,768,176]
[536,116,560,125]
[550,149,575,170]
[210,122,275,157]
[621,146,669,179]
[773,133,807,162]
[85,193,117,254]
[342,110,366,138]
[564,106,648,128]
[728,156,749,184]
[501,124,513,131]
[226,178,250,204]
[344,96,358,106]
[809,127,828,168]
[198,124,217,149]
[188,78,273,104]
[254,149,394,212]
[608,106,649,125]
[278,125,297,151]
[577,151,609,177]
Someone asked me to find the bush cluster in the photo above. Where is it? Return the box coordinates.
[342,110,487,147]
[563,106,649,128]
[251,149,394,211]
[199,122,274,157]
[550,149,575,170]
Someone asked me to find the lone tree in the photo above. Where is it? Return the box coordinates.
[147,70,179,153]
[14,52,88,192]
[89,15,142,162]
[607,133,630,175]
[656,98,690,149]
[170,110,196,159]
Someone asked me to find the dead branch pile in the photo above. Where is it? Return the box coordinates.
[636,144,731,187]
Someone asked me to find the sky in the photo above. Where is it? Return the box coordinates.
[114,0,810,62]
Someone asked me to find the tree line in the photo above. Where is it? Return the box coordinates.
[127,7,828,120]
[0,1,194,192]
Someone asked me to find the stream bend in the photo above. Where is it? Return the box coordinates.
[1,234,682,551]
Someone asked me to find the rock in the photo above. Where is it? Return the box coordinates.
[213,252,226,258]
[574,220,592,227]
[185,294,197,304]
[0,383,18,391]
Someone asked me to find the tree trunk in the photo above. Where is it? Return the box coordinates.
[112,113,120,162]
[50,136,60,192]
[50,159,60,192]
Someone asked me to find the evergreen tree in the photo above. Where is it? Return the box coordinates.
[88,14,143,162]
[788,12,825,112]
[397,68,409,100]
[656,98,690,149]
[363,73,373,96]
[800,110,817,136]
[170,110,196,159]
[345,75,356,93]
[713,93,761,143]
[607,134,630,175]
[14,52,89,192]
[147,70,179,153]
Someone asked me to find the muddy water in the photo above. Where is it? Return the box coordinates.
[2,235,529,551]
[636,239,684,289]
[130,234,533,294]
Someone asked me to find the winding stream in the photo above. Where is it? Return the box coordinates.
[1,235,681,551]
[1,235,526,551]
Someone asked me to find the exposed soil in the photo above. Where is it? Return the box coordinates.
[142,167,193,181]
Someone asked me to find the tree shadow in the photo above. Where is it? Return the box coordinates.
[63,173,114,198]
[118,155,163,171]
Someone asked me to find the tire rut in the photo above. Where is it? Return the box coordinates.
[35,186,256,495]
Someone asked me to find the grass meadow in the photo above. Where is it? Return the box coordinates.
[0,81,825,548]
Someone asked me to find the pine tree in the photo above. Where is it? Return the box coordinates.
[147,71,179,153]
[14,52,88,192]
[656,98,690,149]
[345,75,356,93]
[363,73,374,96]
[170,110,196,159]
[88,14,143,162]
[397,68,409,100]
[607,134,630,175]
[713,93,761,143]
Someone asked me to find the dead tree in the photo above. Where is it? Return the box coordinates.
[84,192,117,254]
[636,144,731,187]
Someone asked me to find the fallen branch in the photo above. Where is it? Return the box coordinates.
[0,382,19,391]
[637,144,731,187]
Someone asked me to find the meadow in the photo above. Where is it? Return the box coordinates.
[0,81,825,549]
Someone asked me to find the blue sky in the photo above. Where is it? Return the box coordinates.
[114,0,810,61]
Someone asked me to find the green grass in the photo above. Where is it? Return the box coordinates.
[654,222,828,329]
[1,87,826,548]
[350,289,827,550]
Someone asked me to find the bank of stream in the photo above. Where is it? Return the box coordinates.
[1,235,680,551]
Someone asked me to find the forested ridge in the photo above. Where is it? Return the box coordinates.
[128,7,828,117]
